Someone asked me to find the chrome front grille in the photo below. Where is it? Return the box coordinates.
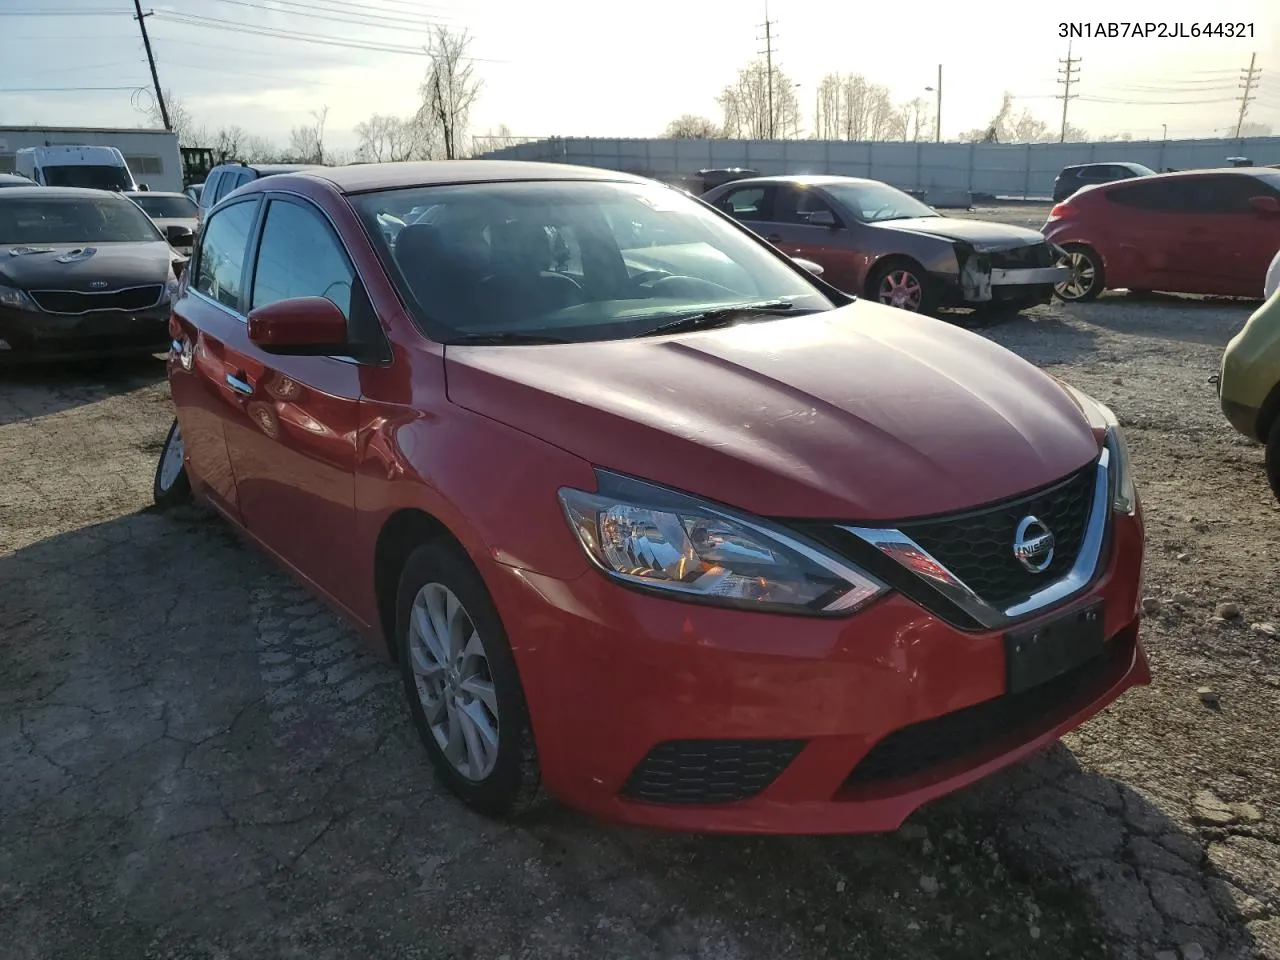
[29,285,164,315]
[794,451,1111,631]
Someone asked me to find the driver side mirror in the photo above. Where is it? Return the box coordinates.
[1249,195,1280,216]
[165,223,193,246]
[792,257,825,277]
[247,296,349,356]
[803,209,838,228]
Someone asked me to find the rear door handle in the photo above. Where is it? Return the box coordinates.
[225,373,254,395]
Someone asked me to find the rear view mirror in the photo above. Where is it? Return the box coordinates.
[804,209,838,228]
[1249,195,1280,216]
[792,257,825,277]
[247,296,349,355]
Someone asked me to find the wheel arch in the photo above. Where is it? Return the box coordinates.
[373,507,470,662]
[1257,378,1280,444]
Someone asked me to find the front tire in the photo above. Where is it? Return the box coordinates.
[394,540,545,819]
[1055,245,1104,302]
[868,259,937,315]
[152,418,191,509]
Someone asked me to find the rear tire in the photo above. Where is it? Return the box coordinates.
[394,540,546,819]
[1267,418,1280,505]
[152,418,191,509]
[1055,245,1104,302]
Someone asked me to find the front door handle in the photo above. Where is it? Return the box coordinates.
[225,372,254,395]
[766,233,782,242]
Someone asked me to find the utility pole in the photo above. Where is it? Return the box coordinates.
[935,64,942,142]
[757,3,778,138]
[1234,52,1261,138]
[1057,39,1080,143]
[132,0,171,131]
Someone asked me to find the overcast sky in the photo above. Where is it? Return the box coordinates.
[2,0,1278,152]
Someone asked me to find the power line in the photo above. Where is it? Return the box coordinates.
[204,0,450,33]
[0,85,142,92]
[1056,38,1080,142]
[150,10,505,61]
[1234,53,1262,137]
[757,2,777,138]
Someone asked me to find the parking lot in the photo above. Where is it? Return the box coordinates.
[2,202,1279,960]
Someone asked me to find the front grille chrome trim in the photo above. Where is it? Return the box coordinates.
[29,284,166,316]
[839,447,1111,630]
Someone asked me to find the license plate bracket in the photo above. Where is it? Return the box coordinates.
[1005,599,1107,695]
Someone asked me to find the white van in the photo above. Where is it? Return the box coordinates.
[14,145,138,191]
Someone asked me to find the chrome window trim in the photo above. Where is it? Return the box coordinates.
[839,448,1111,630]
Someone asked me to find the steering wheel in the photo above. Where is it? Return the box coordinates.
[630,269,670,287]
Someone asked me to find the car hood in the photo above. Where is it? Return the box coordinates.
[873,216,1048,251]
[0,241,173,290]
[443,303,1101,521]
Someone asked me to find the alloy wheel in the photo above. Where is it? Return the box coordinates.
[158,422,185,492]
[877,269,924,311]
[1057,251,1097,300]
[408,582,500,781]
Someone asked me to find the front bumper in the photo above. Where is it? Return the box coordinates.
[0,302,171,363]
[937,260,1070,308]
[485,510,1147,834]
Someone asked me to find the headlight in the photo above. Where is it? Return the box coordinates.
[1096,402,1137,515]
[1059,381,1136,515]
[558,472,886,615]
[0,283,37,312]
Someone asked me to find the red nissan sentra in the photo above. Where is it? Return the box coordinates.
[155,160,1148,834]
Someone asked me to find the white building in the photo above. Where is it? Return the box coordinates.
[0,126,182,192]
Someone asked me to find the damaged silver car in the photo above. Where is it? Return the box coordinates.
[702,174,1069,315]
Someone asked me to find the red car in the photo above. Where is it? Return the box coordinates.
[1044,167,1280,301]
[155,161,1149,834]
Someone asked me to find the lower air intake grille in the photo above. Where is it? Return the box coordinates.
[620,738,805,804]
[844,637,1128,788]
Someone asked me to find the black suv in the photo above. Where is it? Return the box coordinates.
[1052,162,1155,202]
[197,162,319,219]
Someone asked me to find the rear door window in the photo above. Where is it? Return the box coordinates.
[194,199,260,310]
[716,185,773,221]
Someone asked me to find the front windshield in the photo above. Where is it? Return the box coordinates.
[42,165,134,191]
[824,182,939,223]
[353,179,833,343]
[131,194,198,219]
[0,196,164,244]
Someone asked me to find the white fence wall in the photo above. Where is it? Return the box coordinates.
[479,136,1280,199]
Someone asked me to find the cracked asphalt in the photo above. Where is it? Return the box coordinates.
[2,251,1278,958]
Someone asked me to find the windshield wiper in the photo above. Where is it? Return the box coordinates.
[447,332,573,345]
[638,300,798,338]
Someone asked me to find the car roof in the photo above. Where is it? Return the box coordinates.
[291,160,650,194]
[0,186,129,200]
[124,190,188,198]
[705,174,881,189]
[213,162,317,175]
[1098,167,1276,186]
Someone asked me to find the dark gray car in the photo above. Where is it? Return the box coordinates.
[0,187,182,362]
[702,175,1068,315]
[1052,162,1154,202]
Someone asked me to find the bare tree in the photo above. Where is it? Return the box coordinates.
[895,97,933,142]
[717,59,800,139]
[418,25,482,159]
[664,114,721,138]
[354,114,424,162]
[1095,131,1133,142]
[1239,121,1273,137]
[813,74,843,139]
[957,93,1079,144]
[287,105,328,164]
[141,88,199,146]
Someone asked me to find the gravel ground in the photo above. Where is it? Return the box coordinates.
[2,230,1278,959]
